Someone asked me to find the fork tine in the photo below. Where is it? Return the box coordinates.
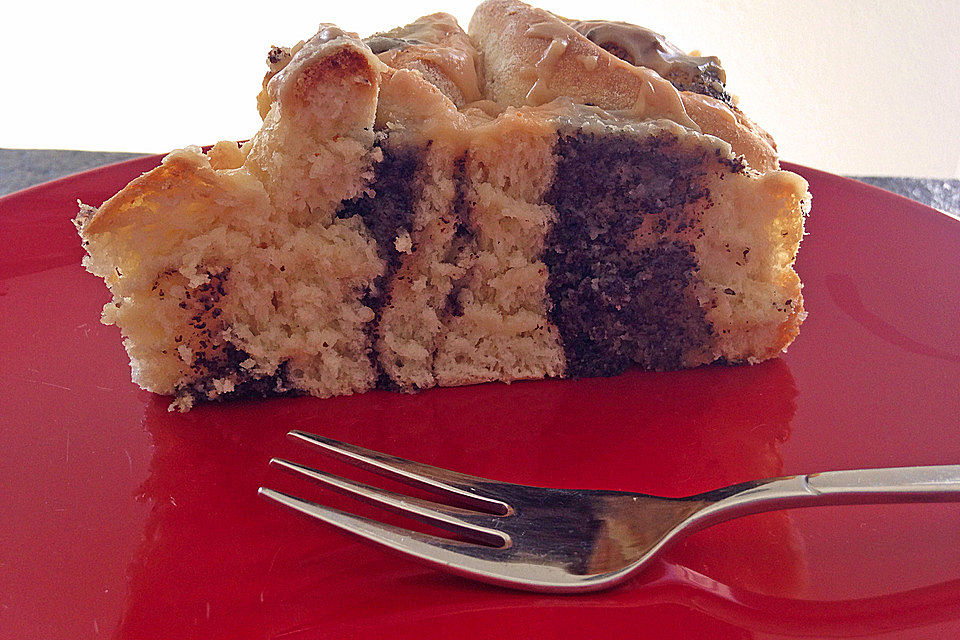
[257,487,516,579]
[259,487,606,591]
[269,458,509,546]
[287,430,511,514]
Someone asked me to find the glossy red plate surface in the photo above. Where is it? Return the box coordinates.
[1,158,959,639]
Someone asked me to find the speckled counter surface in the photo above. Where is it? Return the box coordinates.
[2,148,958,219]
[0,149,148,196]
[853,176,959,218]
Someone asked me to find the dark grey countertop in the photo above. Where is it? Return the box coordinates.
[2,148,958,218]
[1,148,148,196]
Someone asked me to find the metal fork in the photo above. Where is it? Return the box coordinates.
[258,430,960,593]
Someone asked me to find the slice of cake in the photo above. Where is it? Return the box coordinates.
[75,1,809,410]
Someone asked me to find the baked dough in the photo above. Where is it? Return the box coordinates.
[75,1,808,409]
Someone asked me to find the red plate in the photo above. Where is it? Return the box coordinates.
[1,157,959,639]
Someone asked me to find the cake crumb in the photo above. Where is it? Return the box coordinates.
[395,230,413,253]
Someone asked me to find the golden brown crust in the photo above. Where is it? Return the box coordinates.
[78,148,219,238]
[469,1,689,120]
[242,29,385,225]
[370,13,483,107]
[374,67,467,136]
[257,44,297,120]
[255,25,374,119]
[262,28,383,125]
[84,27,386,242]
[680,92,779,173]
[469,0,778,171]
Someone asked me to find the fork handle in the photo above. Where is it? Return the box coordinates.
[699,465,960,524]
[803,466,960,503]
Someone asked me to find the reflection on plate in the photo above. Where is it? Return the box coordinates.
[0,159,958,639]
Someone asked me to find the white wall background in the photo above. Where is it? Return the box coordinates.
[2,1,958,177]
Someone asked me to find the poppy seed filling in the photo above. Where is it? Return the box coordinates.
[543,131,715,375]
